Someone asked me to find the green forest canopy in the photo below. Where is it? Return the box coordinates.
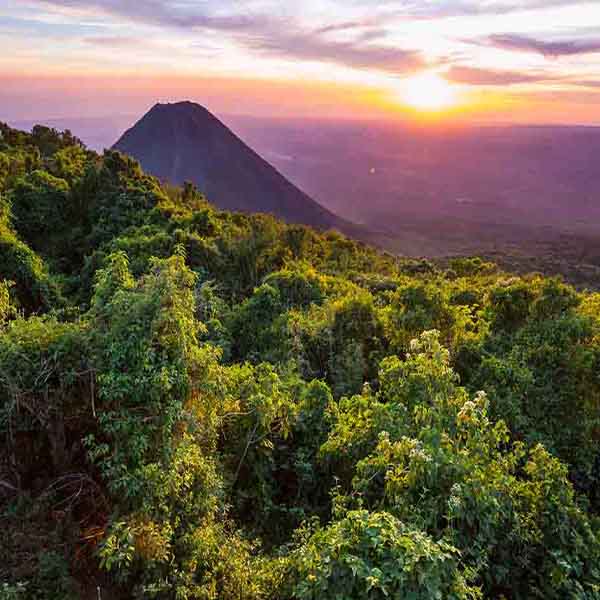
[0,122,599,599]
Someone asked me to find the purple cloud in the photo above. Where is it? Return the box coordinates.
[487,34,600,57]
[378,0,586,20]
[32,0,426,74]
[84,36,148,48]
[248,30,425,74]
[29,0,596,77]
[446,66,558,86]
[34,0,276,32]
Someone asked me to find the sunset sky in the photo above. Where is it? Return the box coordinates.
[1,0,600,124]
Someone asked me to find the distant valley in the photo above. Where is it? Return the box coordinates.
[207,114,600,286]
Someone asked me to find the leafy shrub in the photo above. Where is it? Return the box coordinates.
[291,510,480,600]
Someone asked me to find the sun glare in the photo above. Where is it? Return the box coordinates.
[400,72,458,111]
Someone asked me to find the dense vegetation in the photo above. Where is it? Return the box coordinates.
[0,122,599,599]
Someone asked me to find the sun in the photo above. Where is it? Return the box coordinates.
[400,72,458,111]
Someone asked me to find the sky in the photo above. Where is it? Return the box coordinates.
[1,0,600,125]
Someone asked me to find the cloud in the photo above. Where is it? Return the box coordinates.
[84,36,148,48]
[26,0,598,78]
[485,0,587,12]
[446,65,557,86]
[563,79,600,89]
[247,30,425,74]
[509,88,600,106]
[33,0,276,32]
[372,0,587,20]
[314,22,388,44]
[28,0,597,29]
[34,0,585,31]
[486,33,600,57]
[314,20,381,35]
[31,0,425,74]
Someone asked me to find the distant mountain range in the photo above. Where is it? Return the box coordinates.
[113,101,350,233]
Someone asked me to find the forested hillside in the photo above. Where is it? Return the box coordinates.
[1,123,599,599]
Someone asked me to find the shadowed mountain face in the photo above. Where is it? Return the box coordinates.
[113,101,347,231]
